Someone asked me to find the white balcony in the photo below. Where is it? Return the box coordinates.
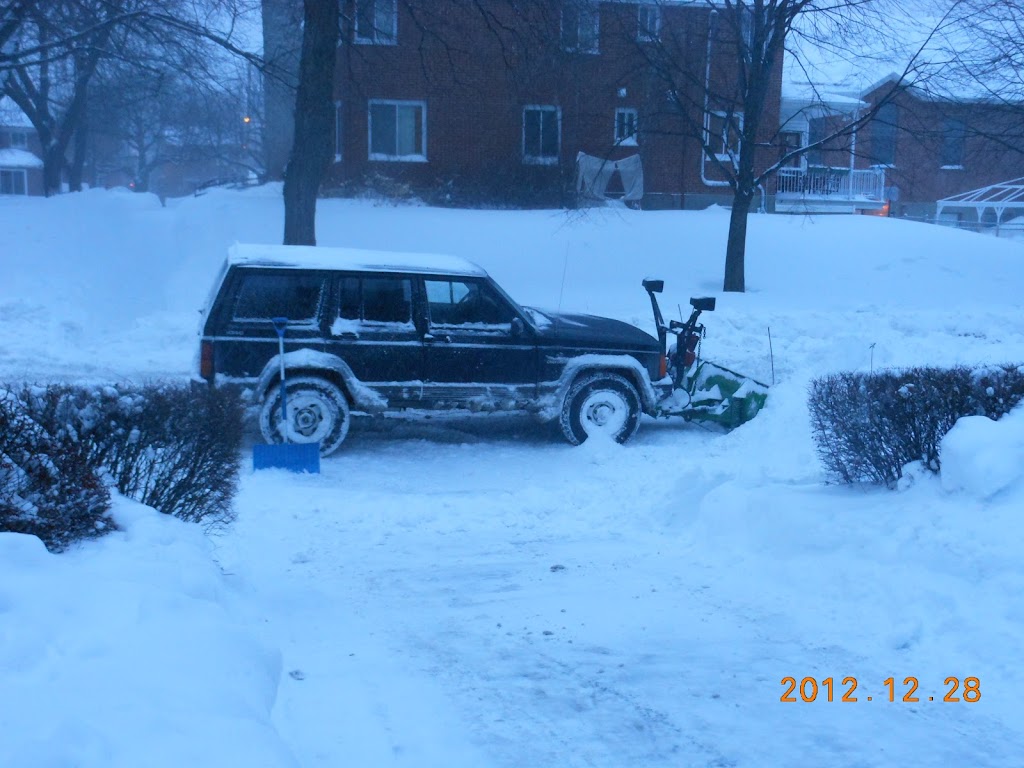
[774,166,887,213]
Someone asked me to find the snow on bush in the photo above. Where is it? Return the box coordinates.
[940,404,1024,499]
[0,495,296,767]
[0,382,243,550]
[0,388,112,551]
[808,364,1024,486]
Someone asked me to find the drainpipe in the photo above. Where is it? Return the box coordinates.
[700,9,729,189]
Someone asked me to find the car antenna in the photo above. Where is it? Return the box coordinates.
[558,245,569,312]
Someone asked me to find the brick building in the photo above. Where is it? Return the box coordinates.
[857,75,1024,222]
[328,0,784,208]
[776,73,1024,220]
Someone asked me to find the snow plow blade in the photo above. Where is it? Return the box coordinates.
[659,360,769,429]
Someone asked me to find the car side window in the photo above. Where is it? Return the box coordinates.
[425,279,515,327]
[336,276,413,325]
[233,272,325,324]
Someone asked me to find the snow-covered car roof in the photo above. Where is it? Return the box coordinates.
[227,243,487,277]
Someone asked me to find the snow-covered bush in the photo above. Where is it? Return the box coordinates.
[98,384,243,527]
[0,389,112,551]
[808,365,1024,486]
[0,383,243,550]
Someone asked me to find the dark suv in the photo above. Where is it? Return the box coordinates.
[198,243,667,454]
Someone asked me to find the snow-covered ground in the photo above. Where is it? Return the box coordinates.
[2,187,1023,766]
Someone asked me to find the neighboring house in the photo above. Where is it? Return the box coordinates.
[776,73,1024,220]
[0,97,44,196]
[775,84,887,214]
[858,74,1024,223]
[329,0,784,208]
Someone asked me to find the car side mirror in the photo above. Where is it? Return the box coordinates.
[690,296,716,312]
[510,317,525,337]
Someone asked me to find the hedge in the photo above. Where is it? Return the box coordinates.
[1,382,243,550]
[808,365,1024,486]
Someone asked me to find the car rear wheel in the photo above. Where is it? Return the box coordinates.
[259,376,351,456]
[559,372,642,445]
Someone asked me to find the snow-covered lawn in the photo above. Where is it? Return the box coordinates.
[2,187,1023,766]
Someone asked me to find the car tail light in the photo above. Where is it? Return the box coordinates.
[683,333,699,368]
[200,340,214,380]
[659,353,667,379]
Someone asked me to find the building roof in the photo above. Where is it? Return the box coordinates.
[783,2,1020,107]
[0,148,42,169]
[227,243,488,277]
[0,97,33,130]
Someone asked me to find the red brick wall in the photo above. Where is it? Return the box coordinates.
[858,83,1024,207]
[329,0,784,206]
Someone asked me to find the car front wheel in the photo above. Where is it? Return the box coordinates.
[259,376,351,456]
[559,372,642,445]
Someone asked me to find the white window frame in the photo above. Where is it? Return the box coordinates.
[637,5,662,42]
[704,110,743,167]
[368,99,427,162]
[614,108,639,147]
[0,168,28,195]
[522,105,561,165]
[354,0,397,45]
[561,2,600,53]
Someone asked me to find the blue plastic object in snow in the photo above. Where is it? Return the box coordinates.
[252,316,321,473]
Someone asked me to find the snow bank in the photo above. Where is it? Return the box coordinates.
[941,405,1024,499]
[0,496,296,768]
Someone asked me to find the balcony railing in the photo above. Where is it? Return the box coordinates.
[775,166,886,201]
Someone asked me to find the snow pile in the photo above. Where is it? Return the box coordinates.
[4,187,1024,765]
[0,496,296,768]
[941,405,1024,499]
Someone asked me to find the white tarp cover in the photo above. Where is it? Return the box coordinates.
[576,152,644,202]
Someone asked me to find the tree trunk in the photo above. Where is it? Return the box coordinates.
[262,0,302,181]
[42,142,64,196]
[282,0,338,246]
[69,121,88,192]
[723,190,753,293]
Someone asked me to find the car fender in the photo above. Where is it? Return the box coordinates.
[255,349,387,413]
[538,353,658,420]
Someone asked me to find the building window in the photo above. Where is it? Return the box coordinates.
[368,100,426,161]
[8,131,28,149]
[941,117,966,168]
[806,118,825,166]
[615,108,638,146]
[870,102,898,166]
[355,0,397,44]
[779,130,804,168]
[705,110,743,165]
[637,5,661,41]
[0,168,27,195]
[561,1,599,53]
[334,101,343,163]
[523,105,560,164]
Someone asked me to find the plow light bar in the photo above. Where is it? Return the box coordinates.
[642,278,664,294]
[690,296,716,312]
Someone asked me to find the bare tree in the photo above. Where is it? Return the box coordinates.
[2,1,117,194]
[632,0,961,292]
[282,0,338,244]
[260,0,300,180]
